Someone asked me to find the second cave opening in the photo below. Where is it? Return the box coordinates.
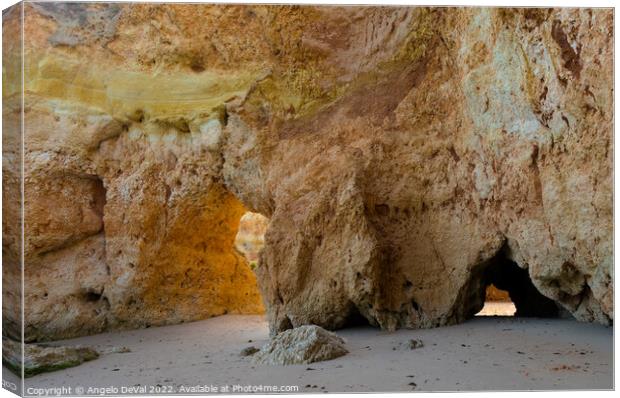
[475,253,561,318]
[232,209,563,324]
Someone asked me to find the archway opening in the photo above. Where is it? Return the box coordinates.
[234,211,269,269]
[476,253,561,318]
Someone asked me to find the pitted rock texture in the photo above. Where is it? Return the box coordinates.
[252,325,348,365]
[2,4,612,340]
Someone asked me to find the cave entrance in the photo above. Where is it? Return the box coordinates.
[475,252,560,318]
[234,211,269,270]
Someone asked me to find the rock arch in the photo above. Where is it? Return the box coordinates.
[3,4,612,341]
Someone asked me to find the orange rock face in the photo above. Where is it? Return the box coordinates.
[2,4,613,340]
[485,285,510,302]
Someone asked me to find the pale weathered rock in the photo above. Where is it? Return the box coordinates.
[2,338,99,377]
[395,339,424,350]
[2,4,613,341]
[252,325,348,365]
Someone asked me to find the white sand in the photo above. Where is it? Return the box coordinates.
[17,315,612,394]
[476,301,516,316]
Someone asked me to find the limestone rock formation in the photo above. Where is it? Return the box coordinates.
[2,4,613,341]
[2,338,99,377]
[252,325,348,365]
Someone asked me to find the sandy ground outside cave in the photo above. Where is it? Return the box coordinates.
[14,315,613,394]
[476,301,516,316]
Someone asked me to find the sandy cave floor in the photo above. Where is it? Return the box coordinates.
[475,301,516,317]
[13,314,613,394]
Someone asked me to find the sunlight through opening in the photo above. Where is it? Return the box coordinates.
[234,212,268,270]
[476,284,516,316]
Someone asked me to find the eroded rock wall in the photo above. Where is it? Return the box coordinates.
[2,5,24,340]
[223,7,613,332]
[2,4,612,340]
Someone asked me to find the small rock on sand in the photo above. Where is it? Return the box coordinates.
[395,339,424,350]
[239,346,259,357]
[252,325,348,365]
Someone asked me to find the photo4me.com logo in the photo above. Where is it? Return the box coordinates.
[230,385,299,393]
